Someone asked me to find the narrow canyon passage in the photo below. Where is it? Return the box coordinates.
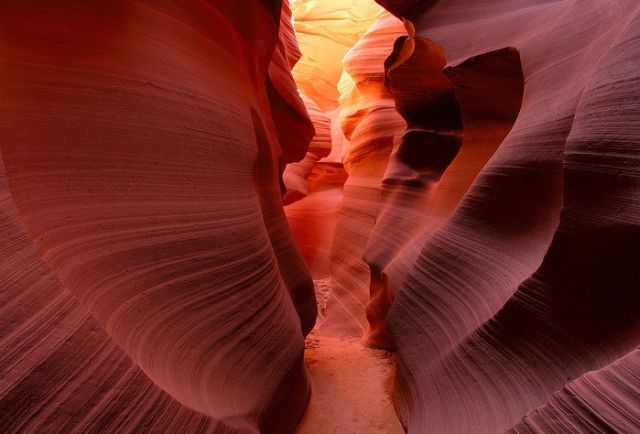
[284,5,528,431]
[0,1,639,434]
[284,165,403,432]
[282,1,640,432]
[283,8,407,429]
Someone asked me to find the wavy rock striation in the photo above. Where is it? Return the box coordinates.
[1,0,639,433]
[371,0,640,432]
[0,1,316,433]
[286,0,639,431]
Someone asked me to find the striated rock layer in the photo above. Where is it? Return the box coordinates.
[369,0,640,433]
[286,0,639,432]
[0,1,316,433]
[1,0,639,433]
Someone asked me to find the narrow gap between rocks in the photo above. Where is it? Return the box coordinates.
[283,3,524,433]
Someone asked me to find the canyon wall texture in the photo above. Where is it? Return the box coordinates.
[0,1,316,433]
[368,0,640,432]
[287,0,640,432]
[1,0,639,433]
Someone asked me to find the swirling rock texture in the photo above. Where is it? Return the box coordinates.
[0,1,316,433]
[1,1,639,434]
[371,0,640,433]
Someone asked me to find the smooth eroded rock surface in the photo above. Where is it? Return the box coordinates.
[1,1,639,433]
[1,2,315,433]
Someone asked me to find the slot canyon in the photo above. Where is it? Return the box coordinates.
[1,0,639,433]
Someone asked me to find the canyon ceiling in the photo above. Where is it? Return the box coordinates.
[0,1,639,433]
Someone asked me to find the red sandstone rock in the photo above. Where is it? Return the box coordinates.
[1,0,639,433]
[317,12,407,339]
[0,2,315,433]
[283,95,332,205]
[374,1,640,432]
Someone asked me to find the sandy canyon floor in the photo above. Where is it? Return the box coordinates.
[296,332,403,434]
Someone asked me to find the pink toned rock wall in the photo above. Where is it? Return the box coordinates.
[0,2,315,433]
[374,0,640,432]
[1,1,639,433]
